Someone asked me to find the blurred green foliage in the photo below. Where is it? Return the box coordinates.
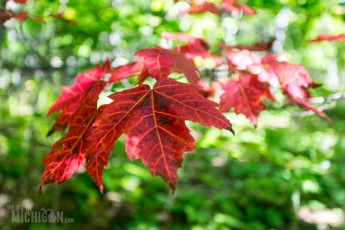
[1,0,345,229]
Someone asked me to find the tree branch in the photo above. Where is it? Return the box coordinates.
[290,102,336,118]
[308,92,345,104]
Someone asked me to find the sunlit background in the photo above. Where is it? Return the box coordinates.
[1,0,345,229]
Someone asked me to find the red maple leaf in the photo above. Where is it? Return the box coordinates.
[40,81,107,192]
[221,0,255,15]
[181,1,220,15]
[86,78,232,191]
[225,48,262,71]
[47,61,110,135]
[135,46,200,84]
[220,75,275,127]
[308,34,345,42]
[222,47,273,82]
[48,61,109,115]
[109,60,144,83]
[262,54,331,121]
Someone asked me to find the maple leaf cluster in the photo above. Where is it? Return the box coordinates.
[41,46,233,193]
[41,1,334,193]
[161,33,330,126]
[42,36,330,193]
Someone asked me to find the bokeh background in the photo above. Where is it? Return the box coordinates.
[1,0,345,229]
